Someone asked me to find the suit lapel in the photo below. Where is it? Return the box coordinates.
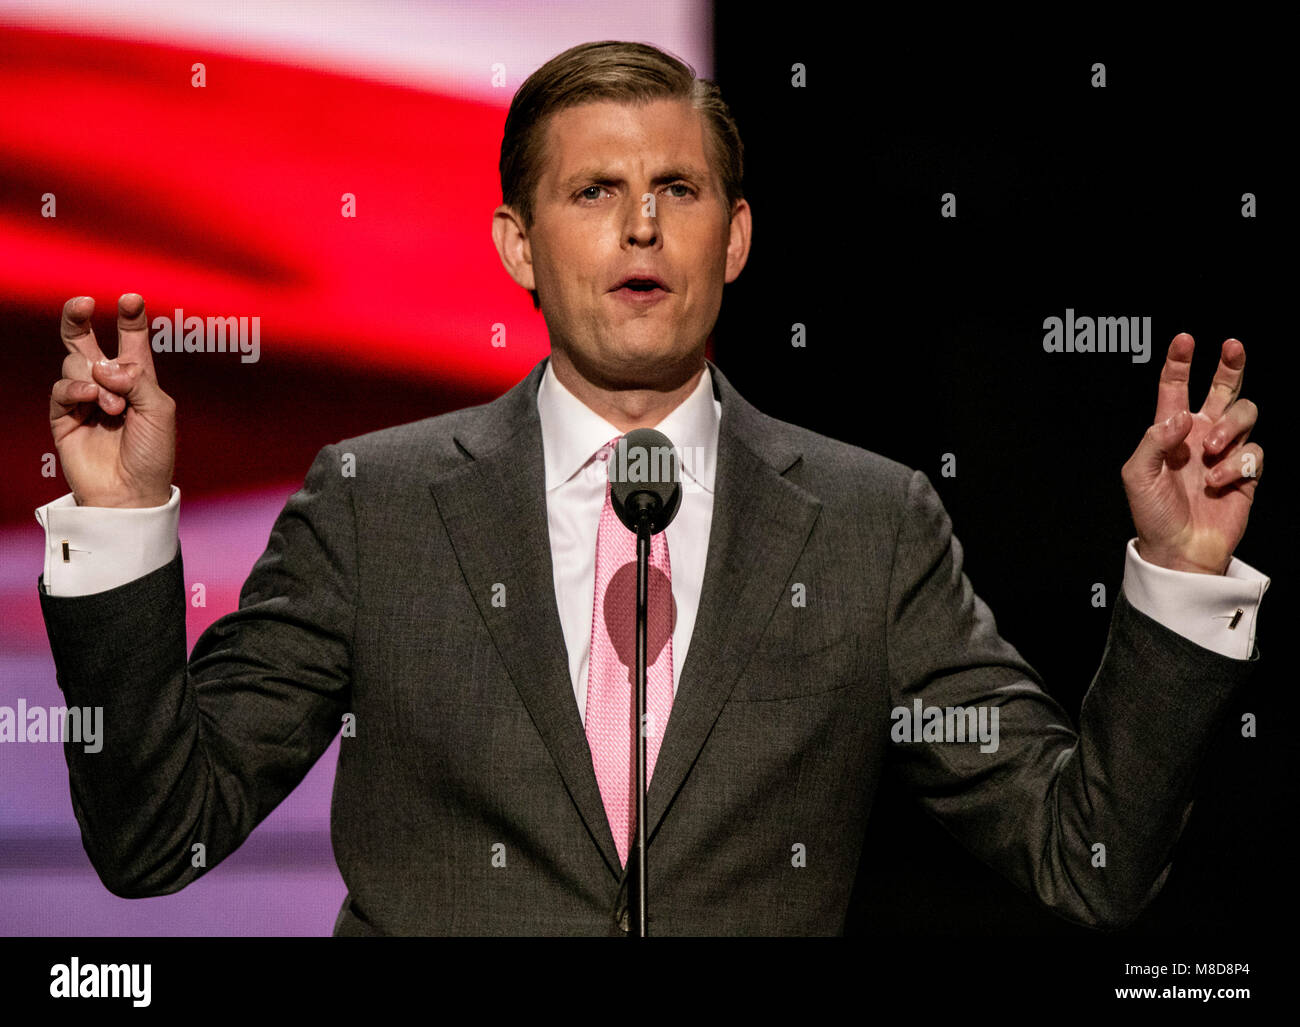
[639,363,822,848]
[427,360,626,876]
[428,358,823,890]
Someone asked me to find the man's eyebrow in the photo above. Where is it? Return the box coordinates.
[556,166,712,192]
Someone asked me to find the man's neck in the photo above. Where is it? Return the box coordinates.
[549,349,705,432]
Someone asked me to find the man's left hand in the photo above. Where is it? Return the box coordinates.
[1121,333,1262,575]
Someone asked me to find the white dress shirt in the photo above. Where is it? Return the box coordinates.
[35,364,1271,715]
[537,359,719,723]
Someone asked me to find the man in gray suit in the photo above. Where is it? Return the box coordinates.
[37,42,1268,935]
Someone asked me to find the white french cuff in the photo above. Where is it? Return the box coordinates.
[34,486,181,598]
[1122,537,1270,661]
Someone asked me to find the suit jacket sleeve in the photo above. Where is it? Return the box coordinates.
[884,468,1259,930]
[38,444,355,898]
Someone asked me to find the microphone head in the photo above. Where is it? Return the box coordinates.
[608,428,682,535]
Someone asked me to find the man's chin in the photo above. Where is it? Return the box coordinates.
[567,337,703,390]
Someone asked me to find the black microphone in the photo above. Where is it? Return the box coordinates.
[608,428,682,534]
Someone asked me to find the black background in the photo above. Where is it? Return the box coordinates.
[713,12,1293,937]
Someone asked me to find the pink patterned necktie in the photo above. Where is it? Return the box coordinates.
[584,437,675,868]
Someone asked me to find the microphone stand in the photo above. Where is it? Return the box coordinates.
[608,427,681,939]
[632,509,652,938]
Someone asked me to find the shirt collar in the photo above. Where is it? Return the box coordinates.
[537,356,719,494]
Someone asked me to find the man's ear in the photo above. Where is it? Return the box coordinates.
[723,198,752,285]
[492,204,537,294]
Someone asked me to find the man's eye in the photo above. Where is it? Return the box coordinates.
[577,184,694,201]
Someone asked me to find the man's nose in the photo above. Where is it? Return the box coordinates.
[622,196,659,246]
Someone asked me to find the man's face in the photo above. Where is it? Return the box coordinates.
[497,98,750,390]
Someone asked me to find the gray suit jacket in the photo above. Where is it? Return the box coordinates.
[38,357,1259,935]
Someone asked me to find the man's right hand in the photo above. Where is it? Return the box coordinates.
[50,294,176,508]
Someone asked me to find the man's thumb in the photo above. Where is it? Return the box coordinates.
[91,359,166,412]
[1127,409,1192,484]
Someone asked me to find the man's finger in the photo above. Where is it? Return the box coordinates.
[69,348,130,415]
[1203,396,1256,455]
[61,350,94,382]
[57,352,124,414]
[115,293,156,372]
[1206,442,1263,489]
[1153,333,1194,424]
[1198,338,1245,422]
[60,296,107,363]
[49,377,100,421]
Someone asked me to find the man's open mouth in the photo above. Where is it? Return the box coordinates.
[611,272,670,294]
